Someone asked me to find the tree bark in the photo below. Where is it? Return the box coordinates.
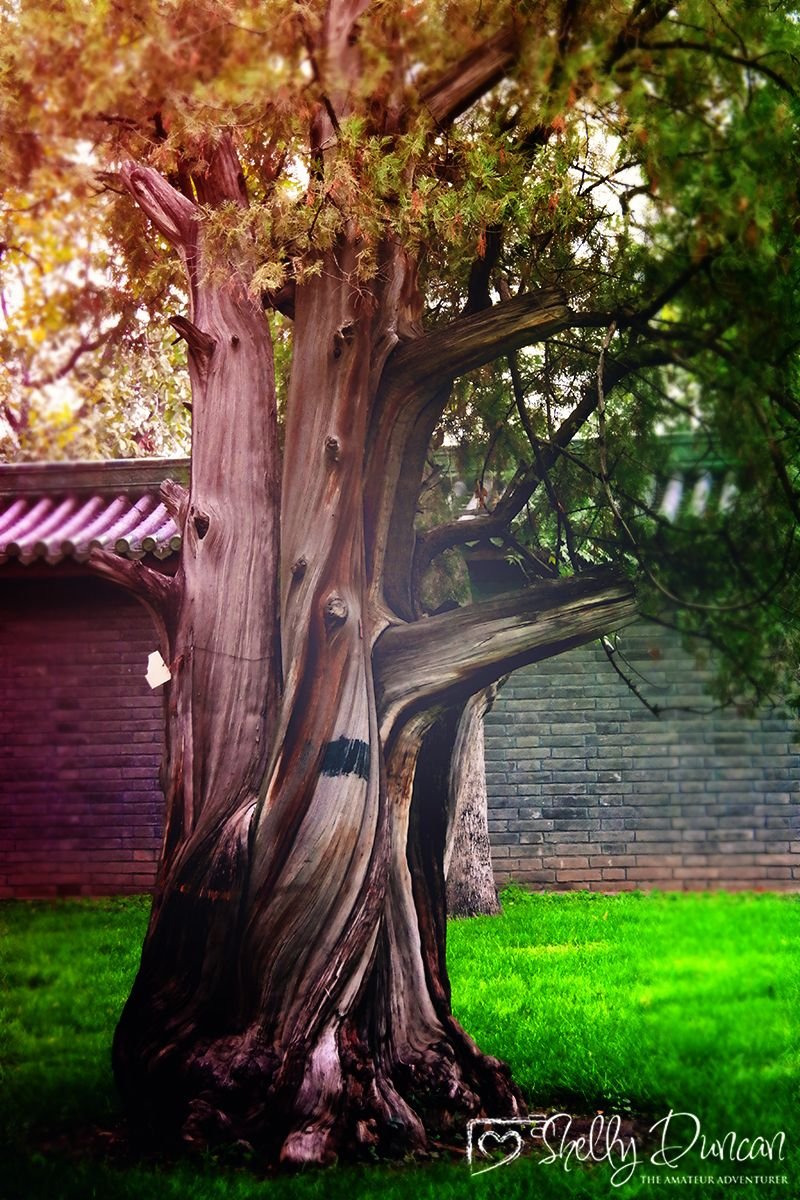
[445,688,502,919]
[96,142,638,1166]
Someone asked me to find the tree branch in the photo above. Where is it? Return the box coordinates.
[385,289,574,390]
[190,131,250,208]
[87,548,176,614]
[641,39,797,97]
[463,224,504,316]
[367,292,580,598]
[420,26,518,127]
[22,319,126,389]
[634,255,711,324]
[413,348,673,575]
[507,349,584,570]
[120,163,197,247]
[160,478,189,527]
[374,567,637,733]
[169,315,217,359]
[605,0,677,68]
[263,278,297,319]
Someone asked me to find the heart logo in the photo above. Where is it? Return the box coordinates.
[474,1128,524,1174]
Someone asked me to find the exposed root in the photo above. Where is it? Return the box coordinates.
[115,1010,523,1167]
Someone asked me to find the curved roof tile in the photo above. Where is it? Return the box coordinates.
[0,492,181,564]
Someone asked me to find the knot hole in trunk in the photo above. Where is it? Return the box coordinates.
[324,593,348,632]
[193,510,210,540]
[332,322,356,359]
[325,436,340,463]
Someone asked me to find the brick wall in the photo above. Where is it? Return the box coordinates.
[485,622,800,891]
[0,576,164,897]
[2,580,798,897]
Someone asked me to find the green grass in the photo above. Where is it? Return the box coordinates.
[1,890,797,1200]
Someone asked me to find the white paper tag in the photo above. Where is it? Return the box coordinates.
[146,649,172,689]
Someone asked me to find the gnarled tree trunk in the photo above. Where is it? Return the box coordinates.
[85,12,638,1167]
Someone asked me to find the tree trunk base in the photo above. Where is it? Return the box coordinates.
[115,1013,524,1167]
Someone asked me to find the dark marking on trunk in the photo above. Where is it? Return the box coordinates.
[231,334,240,347]
[325,436,340,462]
[321,737,370,781]
[290,556,307,580]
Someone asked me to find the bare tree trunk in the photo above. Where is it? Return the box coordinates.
[445,688,502,918]
[87,127,638,1167]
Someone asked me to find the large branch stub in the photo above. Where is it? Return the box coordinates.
[374,568,637,734]
[87,546,175,613]
[168,315,217,361]
[160,478,189,528]
[86,548,177,664]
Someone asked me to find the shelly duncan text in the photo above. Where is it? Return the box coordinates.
[467,1111,787,1186]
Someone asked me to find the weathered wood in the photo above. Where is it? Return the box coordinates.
[384,289,571,390]
[86,547,174,611]
[119,163,196,248]
[445,688,502,918]
[104,35,640,1164]
[364,289,575,610]
[374,568,638,735]
[421,26,518,126]
[159,478,189,526]
[111,141,284,1141]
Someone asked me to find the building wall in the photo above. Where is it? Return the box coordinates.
[0,577,164,897]
[2,582,798,897]
[485,622,800,891]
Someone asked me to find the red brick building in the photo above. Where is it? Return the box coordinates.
[0,459,186,897]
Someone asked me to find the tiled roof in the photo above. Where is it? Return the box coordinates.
[0,459,189,565]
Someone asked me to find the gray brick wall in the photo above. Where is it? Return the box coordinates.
[485,622,800,891]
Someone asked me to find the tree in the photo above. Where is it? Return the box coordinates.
[3,0,798,1166]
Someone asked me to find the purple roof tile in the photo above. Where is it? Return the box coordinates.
[0,459,188,565]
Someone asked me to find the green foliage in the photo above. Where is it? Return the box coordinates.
[1,892,797,1199]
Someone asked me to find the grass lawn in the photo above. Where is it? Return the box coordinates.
[1,889,797,1199]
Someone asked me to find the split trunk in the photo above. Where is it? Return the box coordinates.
[92,168,637,1163]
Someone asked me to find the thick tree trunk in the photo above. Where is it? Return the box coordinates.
[89,134,638,1165]
[445,688,502,918]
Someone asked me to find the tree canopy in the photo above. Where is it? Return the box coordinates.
[3,0,799,704]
